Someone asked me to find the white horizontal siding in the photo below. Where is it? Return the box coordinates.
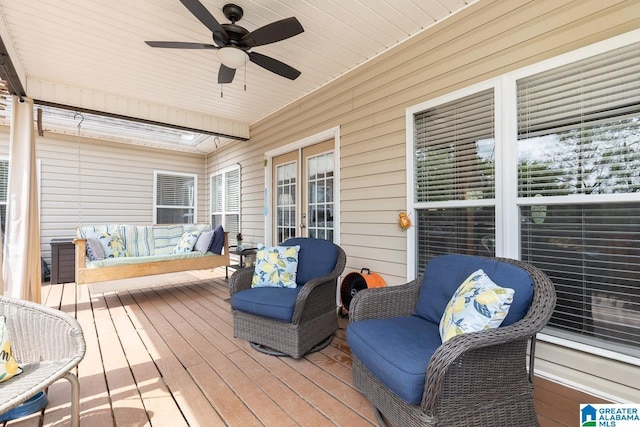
[0,125,208,266]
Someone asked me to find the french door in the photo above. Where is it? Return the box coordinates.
[272,140,334,245]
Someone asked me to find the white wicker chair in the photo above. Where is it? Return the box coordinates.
[0,296,86,426]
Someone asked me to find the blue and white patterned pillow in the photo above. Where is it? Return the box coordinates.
[439,269,514,342]
[251,244,300,288]
[96,231,127,258]
[173,230,201,254]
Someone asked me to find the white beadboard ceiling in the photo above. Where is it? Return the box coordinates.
[0,0,476,152]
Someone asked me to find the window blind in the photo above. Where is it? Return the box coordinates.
[156,173,194,207]
[210,167,240,243]
[413,89,496,273]
[155,172,195,224]
[518,42,640,197]
[225,168,240,212]
[517,43,640,138]
[224,168,240,241]
[0,160,8,229]
[517,41,640,357]
[414,88,495,203]
[416,207,495,275]
[521,203,640,356]
[211,174,223,212]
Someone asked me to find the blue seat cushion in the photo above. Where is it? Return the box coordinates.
[414,254,534,327]
[281,238,338,285]
[231,286,303,322]
[347,316,441,405]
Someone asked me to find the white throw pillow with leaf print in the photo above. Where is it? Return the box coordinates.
[173,230,201,254]
[251,244,300,288]
[97,231,127,258]
[439,269,515,343]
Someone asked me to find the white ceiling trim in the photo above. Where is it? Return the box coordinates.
[26,77,250,139]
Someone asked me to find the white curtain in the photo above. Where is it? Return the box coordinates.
[2,96,41,303]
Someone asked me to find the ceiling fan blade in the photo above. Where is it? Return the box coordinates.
[218,64,236,84]
[145,41,218,49]
[241,17,304,48]
[249,52,301,80]
[180,0,228,45]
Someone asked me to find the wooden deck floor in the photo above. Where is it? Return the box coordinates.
[4,268,594,426]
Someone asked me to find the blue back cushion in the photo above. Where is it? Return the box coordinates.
[281,238,338,285]
[208,225,225,255]
[414,254,534,327]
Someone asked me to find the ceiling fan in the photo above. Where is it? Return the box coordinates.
[145,0,304,84]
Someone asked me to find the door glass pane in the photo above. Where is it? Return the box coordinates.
[276,162,296,244]
[307,152,334,241]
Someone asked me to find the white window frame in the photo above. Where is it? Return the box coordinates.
[153,170,197,224]
[210,164,240,244]
[406,29,640,366]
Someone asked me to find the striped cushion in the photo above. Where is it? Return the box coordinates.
[120,225,154,257]
[77,224,120,239]
[183,223,211,233]
[153,225,184,255]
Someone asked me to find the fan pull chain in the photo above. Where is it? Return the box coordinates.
[220,84,223,98]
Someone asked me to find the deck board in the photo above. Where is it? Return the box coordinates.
[123,289,224,426]
[8,268,603,426]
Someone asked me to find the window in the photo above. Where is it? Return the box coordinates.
[517,42,640,357]
[409,39,640,359]
[154,171,197,224]
[211,165,240,245]
[0,159,8,232]
[413,88,496,275]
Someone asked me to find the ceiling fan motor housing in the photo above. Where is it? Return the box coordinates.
[217,24,249,49]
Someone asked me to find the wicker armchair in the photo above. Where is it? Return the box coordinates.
[0,296,86,426]
[346,255,556,427]
[230,238,346,358]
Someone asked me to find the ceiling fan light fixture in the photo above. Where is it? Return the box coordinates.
[217,47,248,69]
